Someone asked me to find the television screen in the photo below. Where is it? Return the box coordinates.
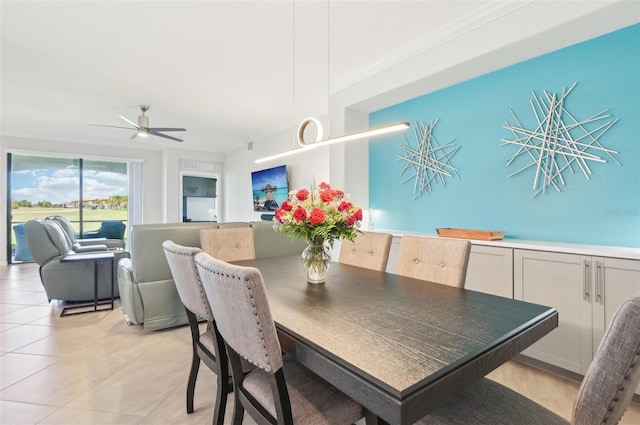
[251,165,288,212]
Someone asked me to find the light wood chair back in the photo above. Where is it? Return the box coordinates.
[199,227,255,262]
[397,235,471,288]
[339,231,392,272]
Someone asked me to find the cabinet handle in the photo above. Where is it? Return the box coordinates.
[596,261,603,303]
[584,260,590,301]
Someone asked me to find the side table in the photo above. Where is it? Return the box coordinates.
[60,252,115,317]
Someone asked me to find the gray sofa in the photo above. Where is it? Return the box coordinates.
[117,220,306,331]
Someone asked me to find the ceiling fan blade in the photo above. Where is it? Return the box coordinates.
[119,115,140,129]
[148,131,184,142]
[88,124,135,130]
[148,127,187,132]
[130,132,138,140]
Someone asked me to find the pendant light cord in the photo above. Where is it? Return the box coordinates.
[292,0,297,149]
[255,0,410,164]
[327,0,330,137]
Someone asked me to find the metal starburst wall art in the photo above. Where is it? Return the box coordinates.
[502,82,620,197]
[398,119,460,199]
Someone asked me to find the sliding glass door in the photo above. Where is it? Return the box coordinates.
[81,159,128,237]
[7,153,128,264]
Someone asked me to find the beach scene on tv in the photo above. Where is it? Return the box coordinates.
[251,165,289,212]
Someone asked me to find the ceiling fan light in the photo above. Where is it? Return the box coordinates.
[137,129,148,137]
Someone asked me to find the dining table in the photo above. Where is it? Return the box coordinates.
[233,255,558,425]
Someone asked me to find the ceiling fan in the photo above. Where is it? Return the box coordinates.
[90,105,186,142]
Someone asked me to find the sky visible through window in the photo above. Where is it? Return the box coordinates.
[12,168,127,204]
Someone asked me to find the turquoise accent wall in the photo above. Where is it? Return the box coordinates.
[369,24,640,247]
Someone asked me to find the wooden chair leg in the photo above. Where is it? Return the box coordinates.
[186,349,200,414]
[213,357,233,425]
[231,392,244,425]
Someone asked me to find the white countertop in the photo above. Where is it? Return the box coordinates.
[372,228,640,261]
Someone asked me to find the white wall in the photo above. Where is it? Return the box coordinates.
[223,126,330,222]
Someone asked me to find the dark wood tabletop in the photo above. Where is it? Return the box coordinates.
[234,255,558,425]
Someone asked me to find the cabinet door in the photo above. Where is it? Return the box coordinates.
[514,249,593,374]
[591,257,640,395]
[465,245,513,298]
[591,257,640,345]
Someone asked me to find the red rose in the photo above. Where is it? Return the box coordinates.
[274,207,286,223]
[281,199,293,211]
[292,206,307,222]
[296,189,309,201]
[335,190,344,198]
[319,189,335,202]
[309,208,325,225]
[338,201,351,212]
[319,182,331,189]
[346,215,357,226]
[353,209,363,220]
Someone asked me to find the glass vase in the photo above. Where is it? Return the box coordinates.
[301,240,331,284]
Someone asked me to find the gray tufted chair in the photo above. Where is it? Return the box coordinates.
[415,295,640,425]
[397,235,471,288]
[339,231,392,272]
[162,241,230,425]
[195,253,365,425]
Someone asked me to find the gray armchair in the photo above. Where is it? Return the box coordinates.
[45,216,125,251]
[24,218,129,302]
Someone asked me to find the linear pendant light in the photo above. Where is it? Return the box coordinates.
[308,121,410,146]
[254,120,410,164]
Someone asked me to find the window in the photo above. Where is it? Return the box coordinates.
[7,153,129,264]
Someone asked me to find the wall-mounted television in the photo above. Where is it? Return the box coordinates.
[251,165,288,212]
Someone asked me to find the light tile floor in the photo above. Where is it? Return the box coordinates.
[1,262,639,425]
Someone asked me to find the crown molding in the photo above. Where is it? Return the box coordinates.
[334,0,534,92]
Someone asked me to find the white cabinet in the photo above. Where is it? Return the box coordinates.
[514,249,640,377]
[465,245,513,298]
[514,250,592,374]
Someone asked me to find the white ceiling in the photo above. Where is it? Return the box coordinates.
[1,1,638,154]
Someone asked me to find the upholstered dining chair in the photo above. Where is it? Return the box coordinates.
[415,294,640,425]
[162,240,231,425]
[199,227,255,261]
[339,231,393,272]
[397,235,471,288]
[195,252,365,425]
